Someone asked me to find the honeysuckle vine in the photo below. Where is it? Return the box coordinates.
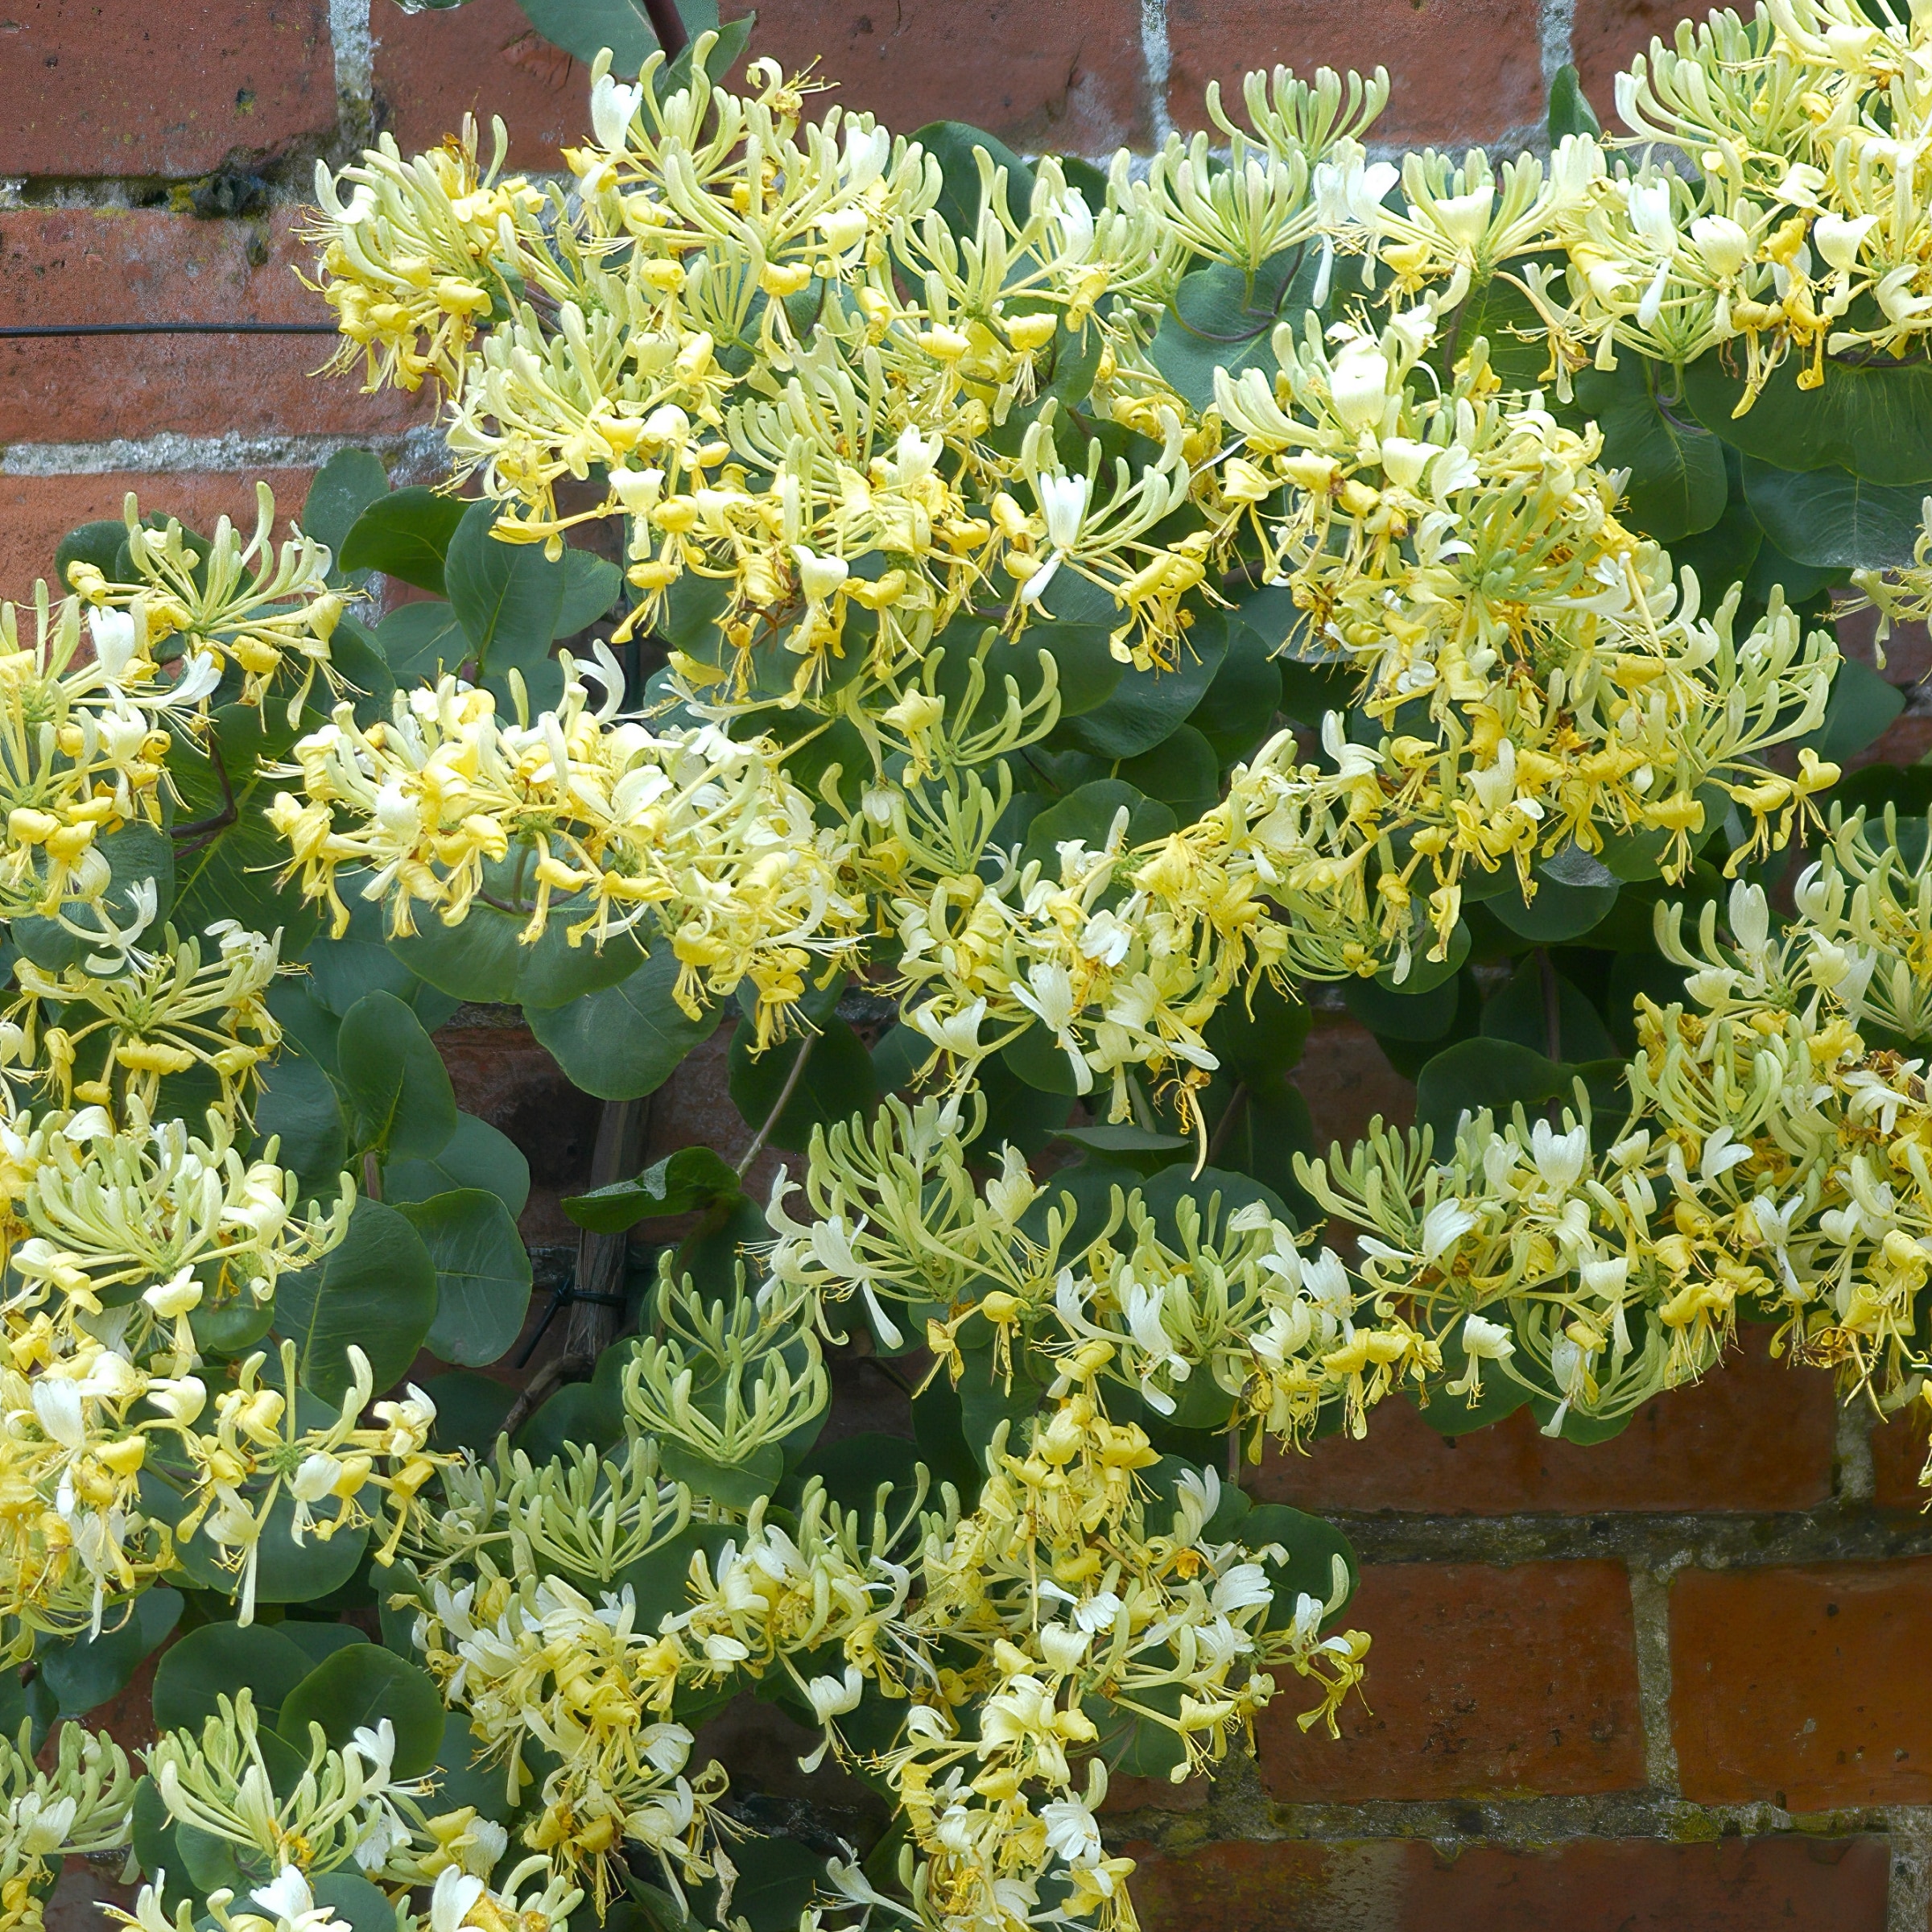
[12,7,1932,1932]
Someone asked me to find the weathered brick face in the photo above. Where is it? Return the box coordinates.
[12,6,1932,1930]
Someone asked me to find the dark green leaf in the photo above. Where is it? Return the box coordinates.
[1801,655,1904,763]
[565,1144,743,1232]
[526,947,724,1099]
[277,1645,445,1778]
[1116,724,1218,820]
[278,1623,369,1670]
[1740,455,1924,570]
[1683,348,1932,486]
[1488,873,1620,943]
[336,990,458,1160]
[1019,778,1176,873]
[1058,614,1231,759]
[340,489,467,594]
[423,1368,518,1458]
[275,1198,439,1403]
[1480,959,1616,1063]
[142,1473,370,1605]
[1147,254,1313,411]
[1546,62,1601,139]
[152,1620,317,1734]
[1414,1037,1565,1140]
[310,1872,398,1932]
[555,547,624,638]
[376,601,468,683]
[1187,619,1282,761]
[404,1188,535,1368]
[445,501,568,673]
[913,121,1035,244]
[1576,361,1725,544]
[515,0,657,65]
[303,451,390,564]
[35,1587,180,1717]
[386,1111,531,1219]
[729,1017,877,1152]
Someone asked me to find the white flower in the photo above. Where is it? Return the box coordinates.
[792,545,849,603]
[1460,1313,1514,1360]
[1327,339,1389,431]
[429,1868,487,1932]
[1418,1199,1477,1263]
[89,609,140,679]
[1040,1796,1103,1864]
[589,74,643,151]
[1813,212,1876,273]
[142,1268,203,1319]
[31,1379,86,1451]
[1689,214,1751,279]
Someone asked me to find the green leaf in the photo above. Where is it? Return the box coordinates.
[423,1368,519,1458]
[403,1189,535,1368]
[1147,254,1311,411]
[275,1199,439,1403]
[564,1144,743,1233]
[1414,1037,1565,1141]
[35,1587,180,1717]
[555,547,624,638]
[386,1111,531,1219]
[1740,455,1924,570]
[387,897,526,1003]
[376,601,468,683]
[303,451,390,564]
[170,704,320,952]
[1576,361,1725,545]
[1187,619,1282,761]
[1058,613,1232,759]
[1488,871,1620,943]
[728,1018,878,1153]
[1116,724,1218,820]
[55,518,130,592]
[1055,1124,1187,1157]
[151,1623,319,1731]
[142,1473,369,1605]
[340,488,468,594]
[514,0,657,66]
[278,1623,370,1670]
[1683,348,1932,486]
[1801,655,1904,764]
[657,1438,785,1511]
[303,938,427,1018]
[1203,972,1312,1079]
[310,1872,398,1932]
[1242,1502,1359,1624]
[277,1645,445,1778]
[1546,61,1601,139]
[913,121,1035,244]
[1344,968,1463,1042]
[526,947,724,1099]
[445,501,568,675]
[1019,779,1177,873]
[1480,959,1616,1063]
[515,1379,626,1464]
[336,990,458,1160]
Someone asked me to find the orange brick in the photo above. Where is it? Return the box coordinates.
[1254,1326,1837,1517]
[1573,1,1707,135]
[1126,1834,1891,1932]
[723,0,1151,153]
[371,0,593,171]
[1871,1405,1929,1511]
[0,469,315,595]
[1295,1010,1416,1154]
[1257,1561,1645,1801]
[0,210,424,445]
[0,1,336,178]
[1672,1559,1932,1809]
[1167,0,1545,149]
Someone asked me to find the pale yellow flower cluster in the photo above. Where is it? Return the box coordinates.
[0,1719,133,1932]
[267,652,867,1040]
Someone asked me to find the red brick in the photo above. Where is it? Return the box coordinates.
[1672,1559,1932,1809]
[722,0,1150,154]
[1855,711,1932,772]
[437,1020,603,1247]
[371,0,592,171]
[0,2,336,179]
[0,210,425,445]
[0,469,314,595]
[1872,1405,1929,1511]
[1167,0,1545,150]
[1257,1561,1645,1800]
[1573,2,1706,135]
[1126,1834,1891,1932]
[1295,1010,1416,1155]
[1255,1325,1836,1517]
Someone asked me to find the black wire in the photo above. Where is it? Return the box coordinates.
[0,323,340,338]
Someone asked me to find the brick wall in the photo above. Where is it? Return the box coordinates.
[10,5,1932,1930]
